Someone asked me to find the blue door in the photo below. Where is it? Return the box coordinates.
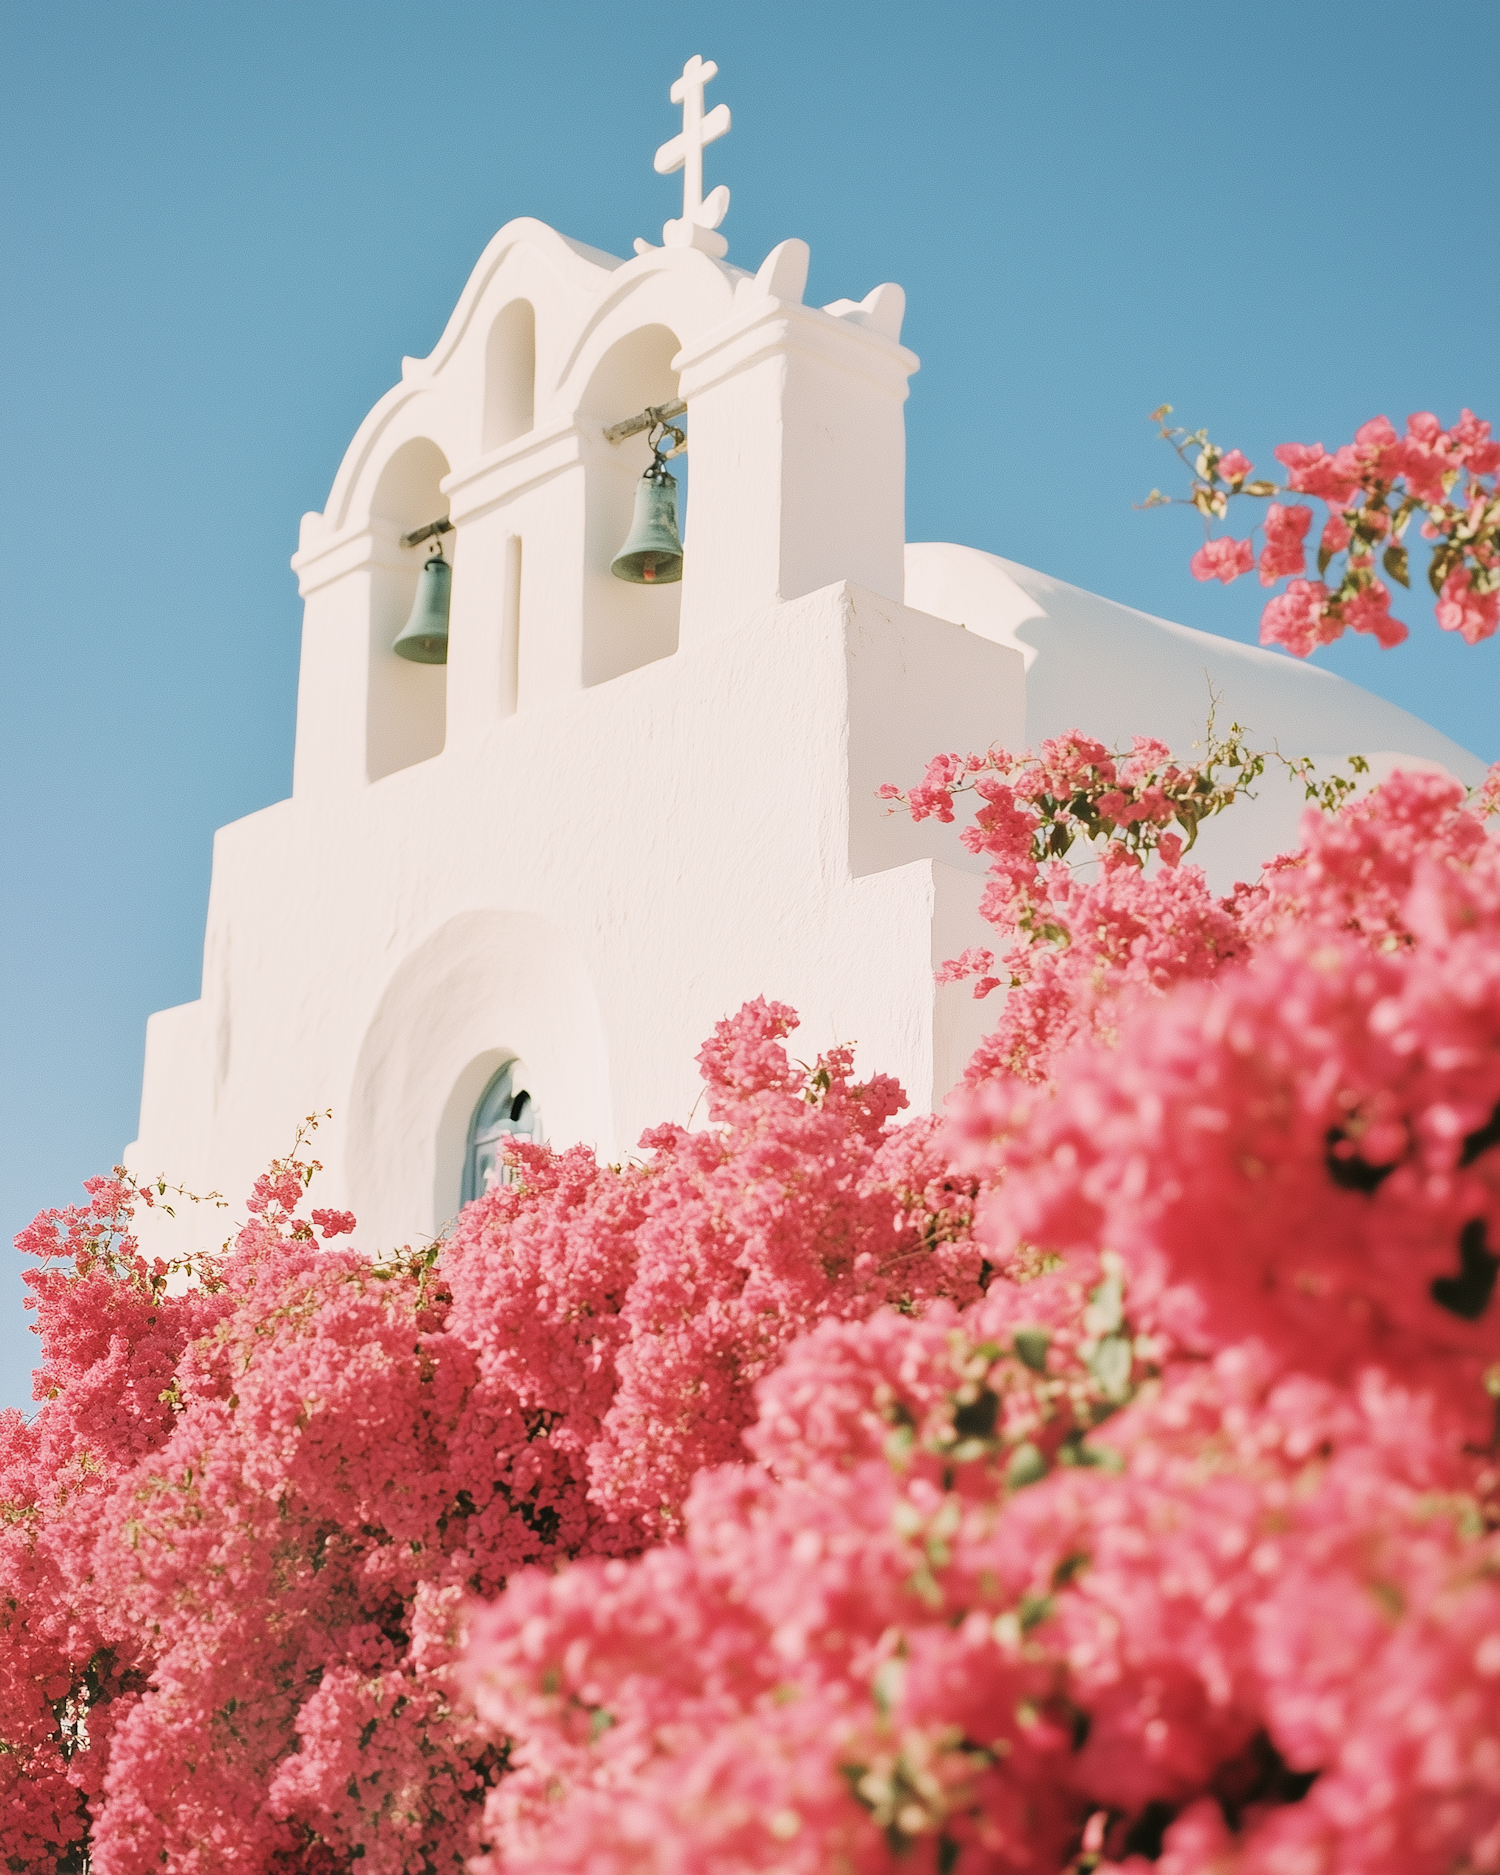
[462,1061,541,1202]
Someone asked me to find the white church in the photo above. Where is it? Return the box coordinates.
[125,57,1482,1253]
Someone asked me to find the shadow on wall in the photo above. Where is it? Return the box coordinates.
[368,437,452,780]
[579,323,685,688]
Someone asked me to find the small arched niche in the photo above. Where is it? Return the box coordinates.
[578,323,684,688]
[460,1056,542,1201]
[483,300,536,452]
[368,436,451,780]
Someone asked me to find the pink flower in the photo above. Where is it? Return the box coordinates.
[1352,413,1407,484]
[1257,502,1313,586]
[1274,441,1361,507]
[1403,411,1453,504]
[1218,448,1253,486]
[309,1207,357,1239]
[1436,566,1500,644]
[1321,512,1352,556]
[1343,578,1409,648]
[1036,732,1117,790]
[935,946,995,986]
[1450,407,1500,475]
[1259,578,1334,657]
[1190,536,1255,584]
[1157,831,1184,868]
[1118,736,1173,786]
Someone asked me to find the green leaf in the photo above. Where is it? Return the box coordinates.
[1317,543,1334,576]
[953,1388,999,1440]
[1018,1592,1054,1632]
[1083,1272,1124,1336]
[884,1424,915,1467]
[1242,480,1278,497]
[1006,1442,1048,1490]
[873,1657,906,1715]
[1088,1332,1133,1401]
[1382,544,1410,588]
[1012,1327,1051,1373]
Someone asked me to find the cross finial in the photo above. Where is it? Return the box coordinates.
[634,54,731,259]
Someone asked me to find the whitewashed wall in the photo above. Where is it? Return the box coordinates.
[126,219,1481,1263]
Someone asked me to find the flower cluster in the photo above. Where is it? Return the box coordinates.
[881,723,1267,1077]
[1,1007,981,1873]
[1144,405,1500,654]
[892,718,1500,1095]
[461,766,1500,1875]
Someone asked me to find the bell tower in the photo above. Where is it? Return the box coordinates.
[129,53,1025,1262]
[674,238,914,643]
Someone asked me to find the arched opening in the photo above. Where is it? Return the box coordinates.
[461,1057,542,1201]
[368,437,451,780]
[483,301,536,452]
[345,910,612,1246]
[578,323,684,687]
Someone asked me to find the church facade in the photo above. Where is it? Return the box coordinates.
[125,61,1481,1256]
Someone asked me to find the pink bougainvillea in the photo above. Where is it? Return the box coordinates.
[1190,535,1255,584]
[1144,406,1499,654]
[1,1009,981,1872]
[8,733,1500,1865]
[1255,500,1312,585]
[461,765,1500,1875]
[880,722,1272,1082]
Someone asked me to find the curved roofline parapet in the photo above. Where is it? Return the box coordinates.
[300,223,758,556]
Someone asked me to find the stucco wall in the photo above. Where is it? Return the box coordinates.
[125,219,1482,1266]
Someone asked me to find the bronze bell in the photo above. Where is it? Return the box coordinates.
[611,459,684,584]
[393,552,451,663]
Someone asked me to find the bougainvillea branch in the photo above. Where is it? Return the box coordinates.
[880,721,1383,1085]
[879,715,1267,986]
[1141,404,1500,654]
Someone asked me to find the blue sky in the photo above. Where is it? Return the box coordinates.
[3,0,1497,1410]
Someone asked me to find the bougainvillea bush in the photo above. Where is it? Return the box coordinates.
[1,1010,979,1871]
[7,734,1500,1873]
[458,755,1500,1875]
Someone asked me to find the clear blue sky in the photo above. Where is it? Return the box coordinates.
[3,0,1497,1410]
